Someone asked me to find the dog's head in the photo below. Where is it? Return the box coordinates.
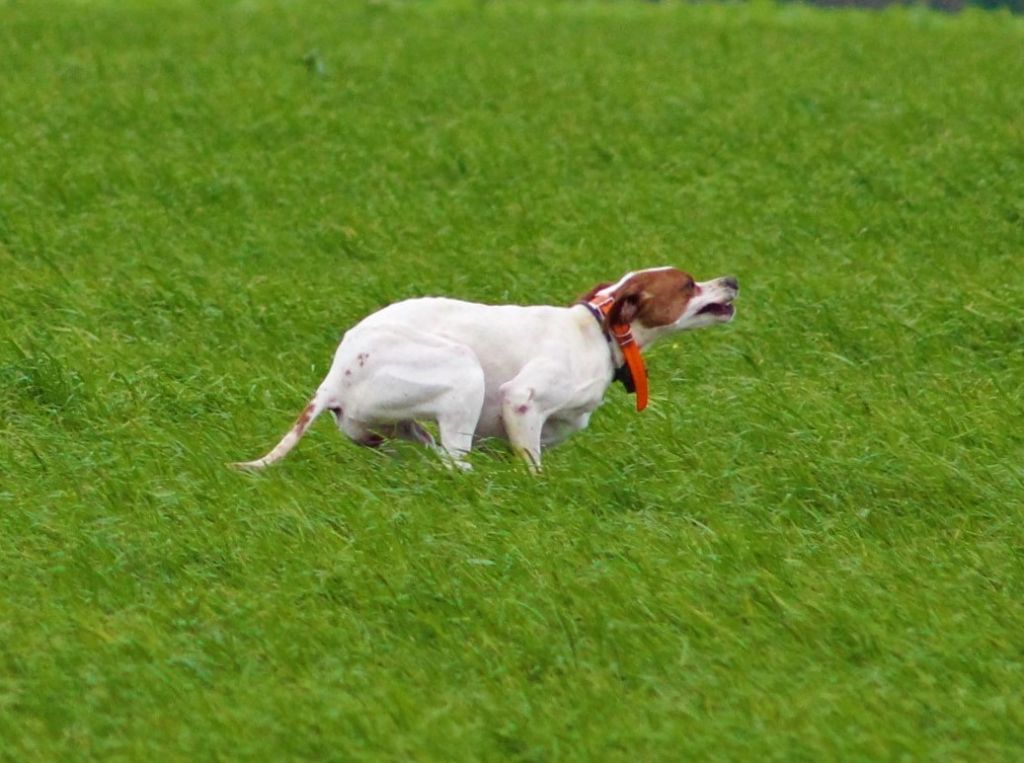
[580,267,738,346]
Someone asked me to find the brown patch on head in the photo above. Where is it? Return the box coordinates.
[606,268,697,329]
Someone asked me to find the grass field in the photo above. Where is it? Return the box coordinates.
[2,0,1024,759]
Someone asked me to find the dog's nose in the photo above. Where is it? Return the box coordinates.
[722,276,739,292]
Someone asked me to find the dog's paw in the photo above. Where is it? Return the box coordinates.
[441,457,473,472]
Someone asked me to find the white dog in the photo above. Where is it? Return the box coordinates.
[235,266,738,472]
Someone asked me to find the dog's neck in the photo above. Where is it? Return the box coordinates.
[576,299,650,411]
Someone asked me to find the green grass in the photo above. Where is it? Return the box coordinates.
[2,0,1024,759]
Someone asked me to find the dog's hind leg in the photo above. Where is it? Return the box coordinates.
[382,364,484,470]
[434,380,485,470]
[338,328,486,470]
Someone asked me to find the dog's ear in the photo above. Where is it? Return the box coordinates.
[607,285,646,327]
[573,282,612,306]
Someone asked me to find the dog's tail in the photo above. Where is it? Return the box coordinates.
[232,392,331,470]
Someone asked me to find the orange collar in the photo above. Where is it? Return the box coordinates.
[581,295,649,412]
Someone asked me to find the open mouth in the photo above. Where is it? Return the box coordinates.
[697,302,735,318]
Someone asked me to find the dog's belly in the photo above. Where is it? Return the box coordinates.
[471,399,595,447]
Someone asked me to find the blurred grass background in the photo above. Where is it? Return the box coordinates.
[1,1,1023,759]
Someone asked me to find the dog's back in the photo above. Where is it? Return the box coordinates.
[351,297,579,364]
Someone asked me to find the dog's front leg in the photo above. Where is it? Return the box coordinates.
[499,360,571,474]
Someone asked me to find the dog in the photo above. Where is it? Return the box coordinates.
[234,266,738,472]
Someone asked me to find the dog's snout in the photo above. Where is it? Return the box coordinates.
[722,276,739,292]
